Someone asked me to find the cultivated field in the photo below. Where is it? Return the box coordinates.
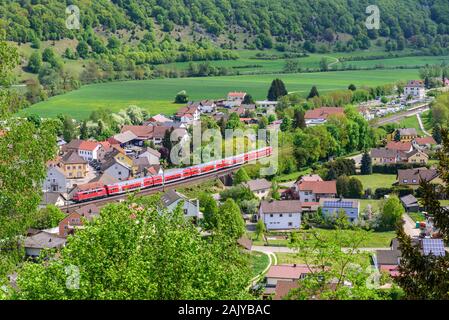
[20,69,420,120]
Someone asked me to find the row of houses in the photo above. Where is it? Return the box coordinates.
[371,128,437,165]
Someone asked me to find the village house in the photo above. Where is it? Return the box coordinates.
[319,198,360,222]
[256,100,278,109]
[161,190,200,221]
[400,194,420,212]
[396,128,418,142]
[138,147,161,165]
[175,105,201,124]
[62,139,104,161]
[145,114,172,125]
[75,203,100,221]
[244,178,272,199]
[227,91,247,102]
[405,149,429,164]
[264,264,315,297]
[295,179,337,202]
[304,107,345,126]
[43,165,68,192]
[396,168,441,189]
[109,130,139,148]
[413,136,437,149]
[23,231,67,258]
[187,100,216,113]
[40,192,66,209]
[386,141,413,152]
[374,248,401,278]
[259,200,302,230]
[102,157,132,181]
[404,80,426,99]
[60,151,88,179]
[59,212,83,237]
[370,148,401,164]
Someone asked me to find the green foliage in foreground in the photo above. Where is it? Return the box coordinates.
[9,196,252,300]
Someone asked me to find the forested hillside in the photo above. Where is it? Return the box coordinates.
[2,0,449,52]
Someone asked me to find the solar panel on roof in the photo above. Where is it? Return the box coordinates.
[324,201,353,208]
[422,239,446,257]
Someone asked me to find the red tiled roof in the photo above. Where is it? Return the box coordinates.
[415,137,437,145]
[304,107,345,120]
[266,264,314,279]
[79,140,99,151]
[228,91,247,98]
[298,180,337,194]
[386,141,412,151]
[380,265,400,277]
[406,80,424,88]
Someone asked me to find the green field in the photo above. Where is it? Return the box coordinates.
[396,110,432,136]
[249,251,270,278]
[21,68,420,120]
[351,174,397,191]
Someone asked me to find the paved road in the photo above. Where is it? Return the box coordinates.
[252,245,390,254]
[416,113,431,136]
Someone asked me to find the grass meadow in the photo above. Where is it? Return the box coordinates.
[20,68,420,120]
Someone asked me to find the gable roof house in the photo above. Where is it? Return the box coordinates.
[396,128,418,142]
[188,100,216,113]
[227,91,247,102]
[259,200,302,230]
[413,136,437,149]
[59,212,84,238]
[404,80,425,99]
[109,130,139,148]
[386,141,413,152]
[319,198,360,222]
[295,180,337,202]
[43,165,68,193]
[161,190,200,220]
[370,148,402,164]
[400,194,420,212]
[138,147,161,165]
[244,178,272,199]
[265,264,315,293]
[101,158,132,181]
[23,231,67,258]
[304,107,345,126]
[60,151,88,179]
[175,105,201,123]
[74,203,100,221]
[145,114,172,124]
[397,168,441,189]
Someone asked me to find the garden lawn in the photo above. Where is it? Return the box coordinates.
[249,251,270,278]
[20,68,419,120]
[313,229,396,248]
[350,174,397,191]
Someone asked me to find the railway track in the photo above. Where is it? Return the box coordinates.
[62,165,242,213]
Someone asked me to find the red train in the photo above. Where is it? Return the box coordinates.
[72,147,272,203]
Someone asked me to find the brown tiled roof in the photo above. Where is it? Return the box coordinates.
[370,148,400,159]
[397,168,439,185]
[304,107,344,120]
[121,125,154,139]
[260,200,302,214]
[62,139,83,151]
[274,281,299,300]
[386,141,412,151]
[61,151,87,165]
[297,180,337,194]
[398,128,418,137]
[376,250,401,266]
[244,179,271,192]
[228,91,247,98]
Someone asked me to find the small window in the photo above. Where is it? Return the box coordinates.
[288,222,293,227]
[289,213,292,217]
[279,214,283,217]
[269,214,273,218]
[184,209,188,215]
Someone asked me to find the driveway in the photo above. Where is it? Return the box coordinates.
[402,213,420,238]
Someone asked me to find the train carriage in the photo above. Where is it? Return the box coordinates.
[72,146,273,203]
[72,182,108,202]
